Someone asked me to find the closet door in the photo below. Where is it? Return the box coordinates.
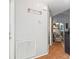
[15,0,49,59]
[15,0,37,59]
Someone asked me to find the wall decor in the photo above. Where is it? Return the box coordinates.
[27,8,42,15]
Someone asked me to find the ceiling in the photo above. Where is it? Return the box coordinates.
[34,0,70,16]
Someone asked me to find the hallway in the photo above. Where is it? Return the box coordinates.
[36,42,69,59]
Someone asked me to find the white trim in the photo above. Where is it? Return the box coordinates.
[50,17,53,46]
[33,52,48,59]
[9,0,15,59]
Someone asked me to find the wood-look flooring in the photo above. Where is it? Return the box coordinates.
[36,42,69,59]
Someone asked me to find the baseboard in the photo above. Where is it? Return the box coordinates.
[33,52,48,59]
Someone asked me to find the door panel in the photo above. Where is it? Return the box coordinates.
[65,31,70,55]
[16,40,36,59]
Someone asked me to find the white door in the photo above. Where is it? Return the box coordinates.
[15,0,49,59]
[15,0,37,59]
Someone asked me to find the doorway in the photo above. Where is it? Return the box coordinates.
[53,21,64,43]
[36,15,70,59]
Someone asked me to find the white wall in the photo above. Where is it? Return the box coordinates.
[10,0,49,59]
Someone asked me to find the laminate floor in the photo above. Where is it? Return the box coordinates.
[36,42,69,59]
